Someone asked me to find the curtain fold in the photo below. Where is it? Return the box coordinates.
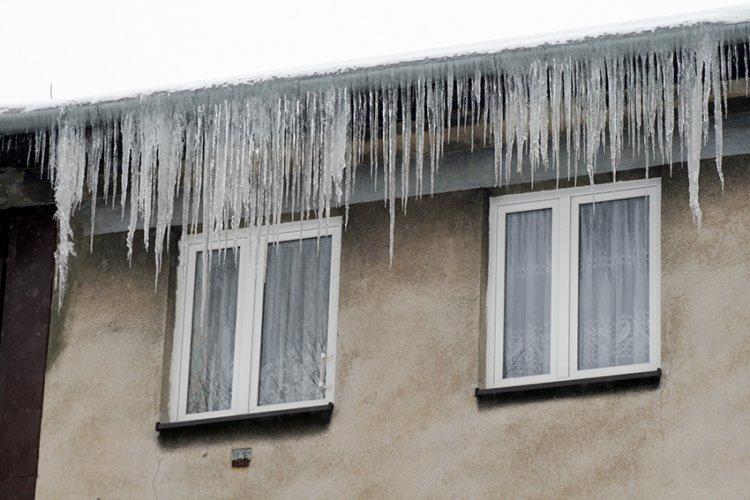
[578,197,650,370]
[258,237,332,406]
[503,209,553,378]
[187,248,240,414]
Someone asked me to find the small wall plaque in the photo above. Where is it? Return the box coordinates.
[231,448,252,468]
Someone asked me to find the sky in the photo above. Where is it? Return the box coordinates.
[0,0,747,106]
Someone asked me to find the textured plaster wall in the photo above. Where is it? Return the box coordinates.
[36,158,750,498]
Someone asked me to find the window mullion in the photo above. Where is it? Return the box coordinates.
[557,193,572,380]
[568,192,581,377]
[247,236,268,413]
[234,236,255,415]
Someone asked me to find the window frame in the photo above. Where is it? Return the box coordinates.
[485,178,661,390]
[168,217,342,423]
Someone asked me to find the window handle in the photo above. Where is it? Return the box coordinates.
[318,353,328,389]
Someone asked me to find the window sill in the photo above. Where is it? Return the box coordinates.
[475,368,661,399]
[155,402,334,432]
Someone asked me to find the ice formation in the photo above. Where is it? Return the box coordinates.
[1,21,749,301]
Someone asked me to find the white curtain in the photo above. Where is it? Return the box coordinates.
[187,248,240,414]
[503,209,552,378]
[578,197,650,370]
[258,237,331,406]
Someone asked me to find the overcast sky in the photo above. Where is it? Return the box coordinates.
[0,0,746,106]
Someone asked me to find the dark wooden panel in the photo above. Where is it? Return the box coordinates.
[0,206,56,499]
[0,475,37,500]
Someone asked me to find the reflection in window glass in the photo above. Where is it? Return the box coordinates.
[258,237,331,406]
[578,197,649,370]
[187,248,239,414]
[503,209,552,378]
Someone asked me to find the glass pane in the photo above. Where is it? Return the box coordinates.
[578,196,649,370]
[186,248,239,414]
[503,208,552,378]
[258,237,332,406]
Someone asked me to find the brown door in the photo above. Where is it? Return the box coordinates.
[0,206,56,500]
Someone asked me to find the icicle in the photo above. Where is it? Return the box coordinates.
[383,85,398,266]
[470,70,482,151]
[661,51,675,171]
[712,47,725,192]
[50,115,87,307]
[87,123,104,251]
[414,78,426,197]
[489,76,503,186]
[528,60,546,175]
[606,55,624,178]
[400,85,412,210]
[680,38,712,224]
[481,76,490,148]
[368,89,379,187]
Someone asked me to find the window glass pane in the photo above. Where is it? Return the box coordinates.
[258,237,332,406]
[503,208,552,378]
[578,196,649,370]
[187,248,239,414]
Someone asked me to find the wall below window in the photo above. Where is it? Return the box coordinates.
[37,157,750,498]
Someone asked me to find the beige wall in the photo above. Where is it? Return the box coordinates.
[37,157,750,499]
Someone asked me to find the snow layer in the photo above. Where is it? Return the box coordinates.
[2,5,750,116]
[2,11,750,302]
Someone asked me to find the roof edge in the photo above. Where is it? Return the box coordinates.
[1,5,750,133]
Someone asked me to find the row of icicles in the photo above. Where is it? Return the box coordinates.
[1,28,748,304]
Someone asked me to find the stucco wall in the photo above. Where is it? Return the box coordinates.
[37,157,750,498]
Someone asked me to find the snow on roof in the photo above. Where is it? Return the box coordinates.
[1,4,750,121]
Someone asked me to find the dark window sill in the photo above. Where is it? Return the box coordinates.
[475,368,661,399]
[155,402,334,432]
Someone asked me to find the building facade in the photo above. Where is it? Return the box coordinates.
[1,12,749,499]
[33,157,750,498]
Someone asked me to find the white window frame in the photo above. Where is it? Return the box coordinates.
[485,178,661,389]
[168,217,342,422]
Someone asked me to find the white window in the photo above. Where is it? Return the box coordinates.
[485,179,660,389]
[168,218,341,422]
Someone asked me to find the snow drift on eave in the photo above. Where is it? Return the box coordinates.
[1,14,750,305]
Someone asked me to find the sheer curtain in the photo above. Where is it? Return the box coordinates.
[258,237,332,406]
[503,209,552,378]
[187,248,240,414]
[578,197,649,370]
